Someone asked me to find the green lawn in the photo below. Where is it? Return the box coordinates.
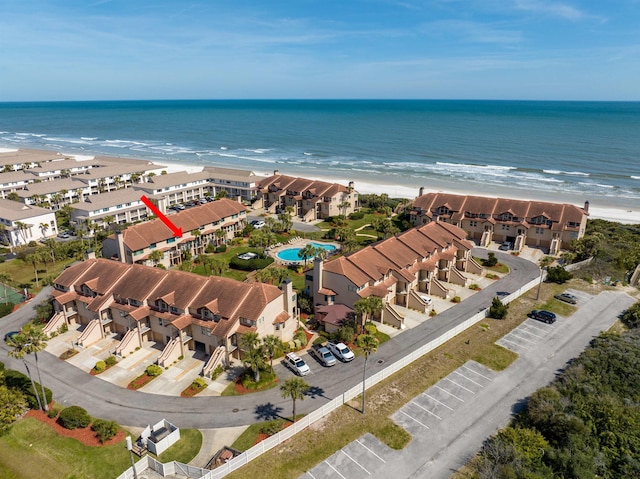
[0,257,78,294]
[155,429,202,464]
[0,418,131,479]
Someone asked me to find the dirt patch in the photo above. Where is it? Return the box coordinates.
[25,409,125,447]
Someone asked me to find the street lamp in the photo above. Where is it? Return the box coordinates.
[126,436,138,479]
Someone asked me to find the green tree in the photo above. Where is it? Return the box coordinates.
[148,249,164,266]
[298,244,317,267]
[20,324,49,411]
[241,332,265,382]
[25,253,40,288]
[280,377,310,423]
[488,296,509,319]
[6,332,44,411]
[262,335,282,373]
[546,265,572,284]
[354,296,384,333]
[357,334,379,414]
[620,302,640,329]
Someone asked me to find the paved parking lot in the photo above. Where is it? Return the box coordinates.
[300,361,499,479]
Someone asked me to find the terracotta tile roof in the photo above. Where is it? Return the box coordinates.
[257,174,349,198]
[316,304,354,326]
[120,198,247,251]
[272,311,290,325]
[323,222,472,294]
[129,306,151,321]
[236,324,257,334]
[317,287,337,295]
[51,289,78,304]
[412,193,588,230]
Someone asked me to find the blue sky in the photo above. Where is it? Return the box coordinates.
[1,0,638,101]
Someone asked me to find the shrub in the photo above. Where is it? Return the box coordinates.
[0,302,15,318]
[545,265,573,284]
[58,406,91,430]
[451,296,461,303]
[294,330,308,347]
[192,377,207,389]
[259,419,286,436]
[3,369,52,409]
[105,355,117,367]
[620,302,640,329]
[312,337,325,346]
[146,364,163,377]
[484,252,498,267]
[488,296,509,319]
[348,211,365,220]
[469,283,481,290]
[336,326,355,344]
[215,244,227,253]
[430,309,437,317]
[230,255,274,271]
[211,365,224,380]
[93,361,106,373]
[91,419,119,443]
[47,407,59,419]
[205,244,216,253]
[364,323,378,335]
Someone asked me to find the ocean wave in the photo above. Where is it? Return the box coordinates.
[543,169,590,177]
[579,182,615,189]
[631,176,640,180]
[244,148,272,154]
[434,161,517,171]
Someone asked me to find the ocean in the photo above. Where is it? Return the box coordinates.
[1,100,639,208]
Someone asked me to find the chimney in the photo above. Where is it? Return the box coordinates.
[274,169,279,176]
[348,181,354,190]
[281,279,295,320]
[85,249,96,260]
[419,186,424,197]
[312,257,324,306]
[115,230,126,263]
[584,200,589,213]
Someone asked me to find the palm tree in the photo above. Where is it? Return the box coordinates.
[15,221,28,245]
[241,332,264,382]
[25,253,40,288]
[21,324,49,411]
[214,189,229,200]
[357,334,379,414]
[354,296,384,333]
[214,229,226,246]
[338,201,351,217]
[7,332,44,411]
[536,256,555,300]
[39,222,49,238]
[298,244,317,268]
[262,335,281,373]
[148,250,164,266]
[280,377,310,423]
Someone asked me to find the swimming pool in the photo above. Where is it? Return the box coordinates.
[276,242,337,262]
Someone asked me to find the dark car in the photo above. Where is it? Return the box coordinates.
[4,331,20,342]
[529,310,557,324]
[554,293,578,304]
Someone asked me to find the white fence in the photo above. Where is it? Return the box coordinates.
[116,275,541,479]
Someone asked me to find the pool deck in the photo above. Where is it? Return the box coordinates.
[267,237,341,266]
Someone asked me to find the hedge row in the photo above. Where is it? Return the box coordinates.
[229,256,274,271]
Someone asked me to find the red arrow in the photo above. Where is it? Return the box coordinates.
[140,196,182,237]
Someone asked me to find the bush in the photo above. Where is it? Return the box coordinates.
[58,406,91,430]
[545,265,573,284]
[484,252,498,267]
[105,355,117,367]
[488,296,509,319]
[3,369,52,409]
[93,361,106,373]
[229,255,274,271]
[336,325,355,344]
[620,302,640,329]
[451,296,461,303]
[192,377,207,389]
[211,365,224,380]
[259,419,286,436]
[91,418,119,443]
[294,330,308,347]
[146,364,163,377]
[205,244,216,253]
[47,407,59,419]
[348,211,365,220]
[0,302,15,318]
[215,244,227,253]
[364,323,378,335]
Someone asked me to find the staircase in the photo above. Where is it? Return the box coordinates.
[382,303,405,329]
[76,319,101,348]
[115,328,140,358]
[467,257,483,275]
[157,337,181,368]
[202,346,226,378]
[449,267,468,286]
[430,278,453,299]
[43,311,66,338]
[480,230,492,247]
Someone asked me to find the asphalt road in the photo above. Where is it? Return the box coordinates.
[0,250,539,428]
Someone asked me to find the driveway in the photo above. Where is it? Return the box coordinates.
[0,250,539,428]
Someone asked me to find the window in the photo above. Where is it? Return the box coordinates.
[170,306,179,315]
[129,298,142,307]
[501,224,510,231]
[535,227,544,235]
[134,249,143,256]
[158,318,168,327]
[167,238,175,243]
[149,243,156,249]
[305,274,313,281]
[469,220,478,227]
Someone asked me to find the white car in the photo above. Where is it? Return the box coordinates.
[283,352,310,376]
[327,341,355,362]
[418,293,433,306]
[250,220,265,229]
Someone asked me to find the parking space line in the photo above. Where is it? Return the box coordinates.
[462,364,492,381]
[435,384,464,402]
[508,331,537,344]
[525,321,551,332]
[423,393,454,411]
[453,370,483,387]
[342,450,371,475]
[307,472,317,479]
[325,460,347,479]
[519,327,545,339]
[399,409,430,429]
[444,377,475,394]
[411,400,442,420]
[500,337,530,350]
[355,439,386,463]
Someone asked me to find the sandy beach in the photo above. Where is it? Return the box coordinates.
[157,158,640,225]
